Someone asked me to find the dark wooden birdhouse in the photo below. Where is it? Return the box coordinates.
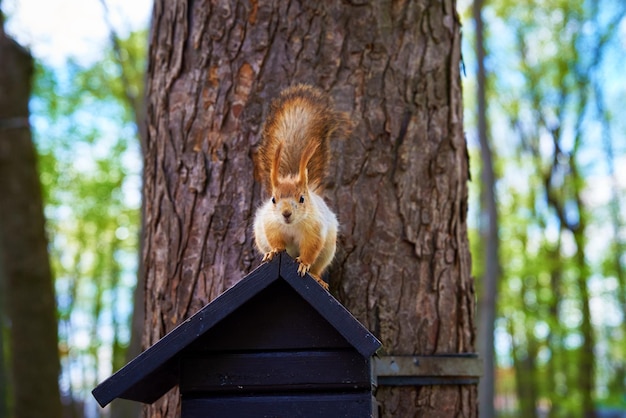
[92,252,382,417]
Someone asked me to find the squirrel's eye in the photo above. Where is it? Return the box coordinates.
[271,197,276,204]
[299,196,305,204]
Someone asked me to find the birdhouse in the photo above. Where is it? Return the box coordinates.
[92,252,382,417]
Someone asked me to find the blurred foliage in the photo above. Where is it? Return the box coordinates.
[30,30,146,414]
[463,0,626,416]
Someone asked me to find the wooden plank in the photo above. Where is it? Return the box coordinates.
[93,252,381,408]
[279,254,382,358]
[181,392,374,418]
[92,259,280,407]
[180,350,370,393]
[186,280,351,352]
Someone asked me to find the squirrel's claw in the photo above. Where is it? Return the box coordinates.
[296,259,329,290]
[262,249,281,262]
[295,258,311,277]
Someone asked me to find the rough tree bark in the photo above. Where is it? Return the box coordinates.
[0,15,63,418]
[142,1,475,417]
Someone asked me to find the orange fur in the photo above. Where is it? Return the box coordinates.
[255,84,347,193]
[253,85,346,289]
[270,142,283,191]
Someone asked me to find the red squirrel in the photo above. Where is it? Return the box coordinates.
[253,84,345,289]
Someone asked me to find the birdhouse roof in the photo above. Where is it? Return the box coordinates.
[92,253,381,407]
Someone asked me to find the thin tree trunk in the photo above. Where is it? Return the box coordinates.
[0,17,62,418]
[0,258,8,418]
[0,7,6,418]
[570,165,595,418]
[596,82,626,400]
[110,210,145,418]
[142,1,475,417]
[509,318,538,418]
[546,241,563,418]
[506,223,539,418]
[98,6,148,418]
[473,0,498,416]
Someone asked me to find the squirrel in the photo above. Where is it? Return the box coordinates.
[253,84,345,290]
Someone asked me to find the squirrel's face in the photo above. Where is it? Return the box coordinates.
[271,179,310,225]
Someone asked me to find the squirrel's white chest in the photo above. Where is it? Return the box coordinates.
[279,226,306,257]
[252,193,337,260]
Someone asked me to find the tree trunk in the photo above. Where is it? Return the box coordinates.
[511,329,538,418]
[0,17,63,418]
[102,14,147,418]
[142,1,475,417]
[473,0,499,416]
[600,104,626,404]
[570,170,595,418]
[0,259,8,418]
[546,242,564,418]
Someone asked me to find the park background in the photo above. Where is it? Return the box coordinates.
[0,0,625,416]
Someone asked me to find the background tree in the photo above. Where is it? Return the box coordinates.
[29,30,146,417]
[493,1,624,415]
[98,4,147,417]
[142,1,475,417]
[460,0,626,415]
[0,11,62,418]
[0,252,7,418]
[472,0,499,416]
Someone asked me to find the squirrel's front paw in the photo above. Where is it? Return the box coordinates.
[262,249,281,262]
[295,258,311,277]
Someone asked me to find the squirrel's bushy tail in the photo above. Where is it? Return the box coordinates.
[255,84,348,193]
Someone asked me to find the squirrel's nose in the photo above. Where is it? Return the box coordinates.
[282,210,292,221]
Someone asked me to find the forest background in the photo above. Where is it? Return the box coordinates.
[0,0,624,417]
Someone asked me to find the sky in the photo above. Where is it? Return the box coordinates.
[4,0,152,66]
[4,0,149,213]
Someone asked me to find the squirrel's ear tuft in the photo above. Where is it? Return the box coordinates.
[271,142,283,189]
[298,141,318,187]
[299,168,309,188]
